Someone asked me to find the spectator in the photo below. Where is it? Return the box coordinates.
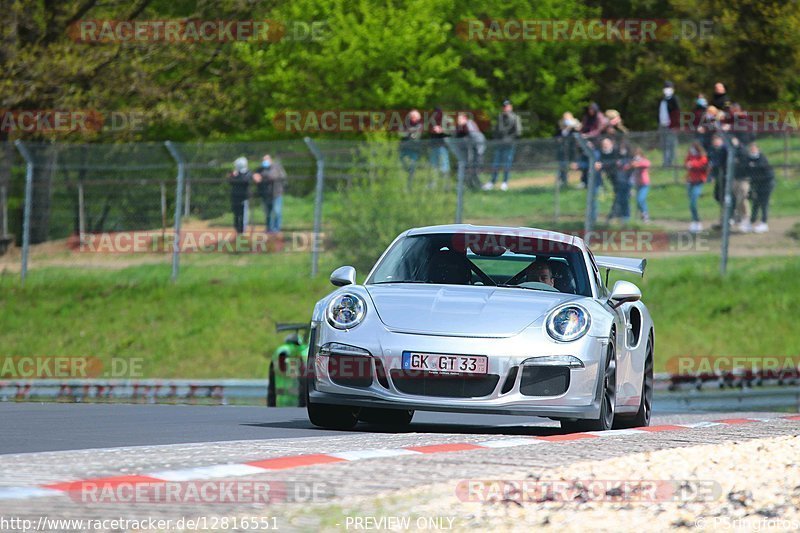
[685,142,709,233]
[697,105,723,153]
[731,138,753,232]
[692,93,708,138]
[228,157,252,234]
[253,155,274,233]
[626,147,652,223]
[592,137,627,224]
[455,112,487,189]
[707,134,729,228]
[428,107,454,177]
[605,138,632,225]
[711,82,731,116]
[602,109,629,142]
[554,111,579,186]
[399,109,424,183]
[658,81,681,167]
[725,103,756,147]
[580,102,608,138]
[578,102,608,188]
[483,99,522,191]
[742,142,775,233]
[265,155,287,233]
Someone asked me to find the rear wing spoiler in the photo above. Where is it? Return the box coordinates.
[595,256,647,277]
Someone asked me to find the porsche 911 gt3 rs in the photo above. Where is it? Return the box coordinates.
[305,224,653,432]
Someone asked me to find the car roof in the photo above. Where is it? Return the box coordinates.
[405,224,583,248]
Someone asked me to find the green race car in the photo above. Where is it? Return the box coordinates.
[267,323,309,407]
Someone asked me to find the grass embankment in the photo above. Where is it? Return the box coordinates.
[0,254,797,377]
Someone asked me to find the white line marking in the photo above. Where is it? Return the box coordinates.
[148,463,266,481]
[584,429,646,437]
[0,487,63,500]
[673,422,724,429]
[329,449,421,461]
[475,438,547,448]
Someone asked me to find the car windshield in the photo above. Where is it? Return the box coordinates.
[368,232,592,297]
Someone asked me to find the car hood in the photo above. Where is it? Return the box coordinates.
[365,284,579,338]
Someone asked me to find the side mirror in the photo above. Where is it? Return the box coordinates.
[608,280,641,308]
[330,266,356,287]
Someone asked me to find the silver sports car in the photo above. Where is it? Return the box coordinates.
[306,224,654,432]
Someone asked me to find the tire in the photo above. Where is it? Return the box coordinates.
[561,333,616,433]
[305,376,359,430]
[614,336,653,429]
[359,408,414,427]
[267,363,276,407]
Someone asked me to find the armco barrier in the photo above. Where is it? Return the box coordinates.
[0,377,799,412]
[0,379,267,405]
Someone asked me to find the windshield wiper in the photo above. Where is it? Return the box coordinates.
[495,283,546,292]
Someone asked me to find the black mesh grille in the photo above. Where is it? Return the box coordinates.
[390,370,499,398]
[519,366,570,396]
[329,355,373,388]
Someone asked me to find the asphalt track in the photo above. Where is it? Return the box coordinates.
[1,402,693,455]
[2,403,571,454]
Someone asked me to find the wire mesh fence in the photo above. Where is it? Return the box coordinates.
[1,129,798,282]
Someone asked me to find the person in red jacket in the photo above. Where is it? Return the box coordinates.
[685,142,709,233]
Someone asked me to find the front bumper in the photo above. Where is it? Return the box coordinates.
[309,323,607,420]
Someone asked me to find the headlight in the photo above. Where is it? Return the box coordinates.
[326,293,366,329]
[546,305,590,342]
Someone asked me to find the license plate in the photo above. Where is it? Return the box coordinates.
[402,352,488,375]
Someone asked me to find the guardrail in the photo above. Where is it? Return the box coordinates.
[0,379,268,405]
[1,377,799,412]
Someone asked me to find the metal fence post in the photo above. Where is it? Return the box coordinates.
[184,178,191,219]
[573,133,597,238]
[720,133,736,275]
[444,138,465,224]
[304,137,324,278]
[1,184,7,238]
[160,182,167,243]
[165,141,185,282]
[77,181,86,245]
[14,140,33,285]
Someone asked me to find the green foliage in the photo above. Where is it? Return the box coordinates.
[329,143,454,271]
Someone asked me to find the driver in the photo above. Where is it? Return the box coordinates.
[524,260,555,287]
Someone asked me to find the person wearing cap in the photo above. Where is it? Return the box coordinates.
[483,99,522,191]
[658,80,681,167]
[228,157,252,234]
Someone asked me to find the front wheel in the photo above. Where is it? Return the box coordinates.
[305,377,359,430]
[561,334,616,433]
